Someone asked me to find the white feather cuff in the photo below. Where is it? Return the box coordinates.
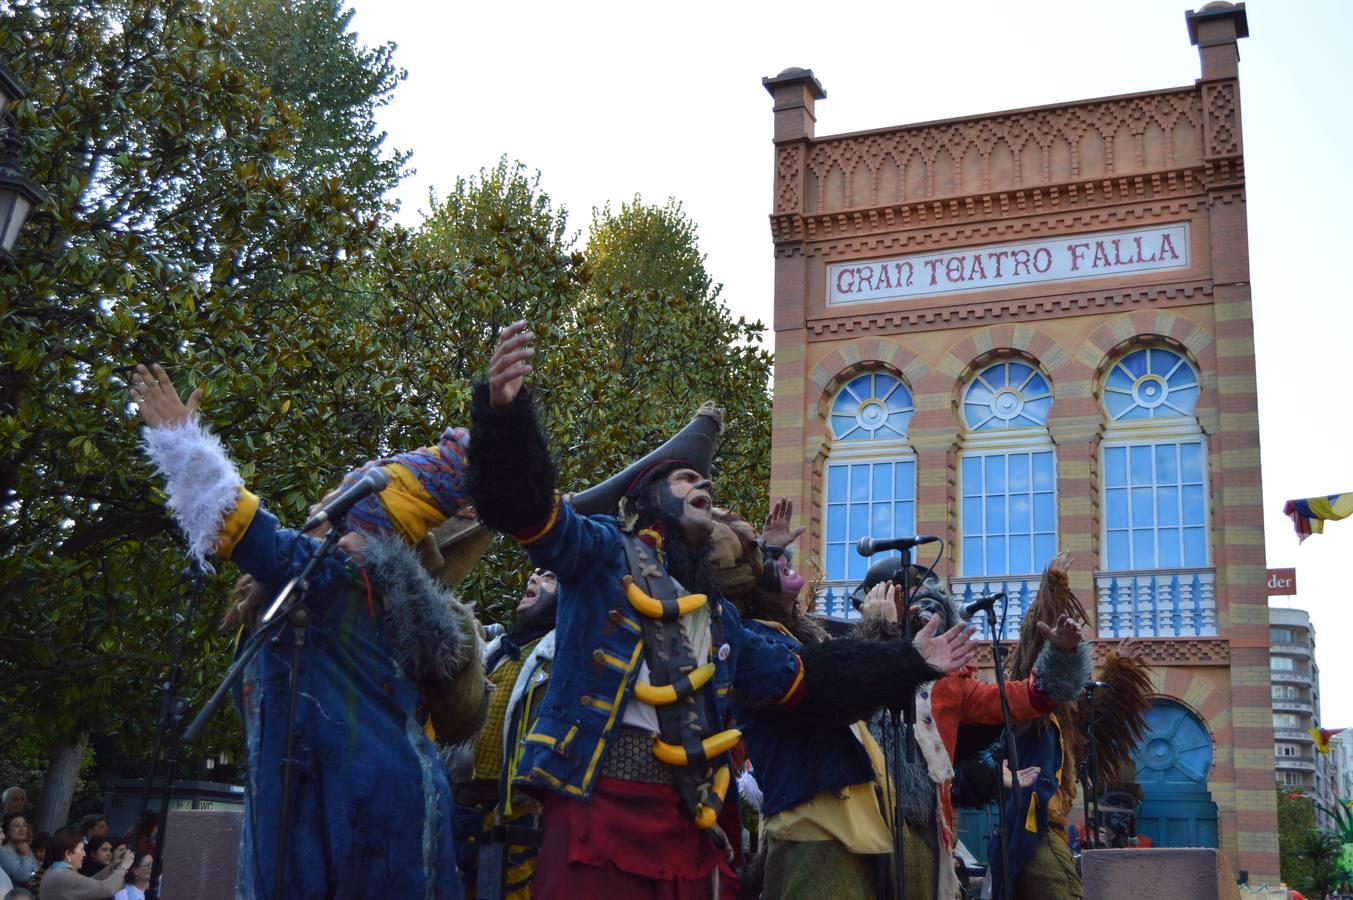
[141,418,244,567]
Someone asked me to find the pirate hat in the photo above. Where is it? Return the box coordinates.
[569,402,723,517]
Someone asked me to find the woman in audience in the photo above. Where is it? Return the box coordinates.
[35,831,130,900]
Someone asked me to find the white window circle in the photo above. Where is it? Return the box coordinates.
[830,372,914,441]
[1103,348,1199,420]
[962,361,1052,431]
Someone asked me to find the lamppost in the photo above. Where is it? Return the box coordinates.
[0,60,47,266]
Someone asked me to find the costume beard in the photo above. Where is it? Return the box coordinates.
[633,505,720,599]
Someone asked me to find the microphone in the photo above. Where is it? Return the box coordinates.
[856,535,940,557]
[483,623,506,640]
[300,466,391,533]
[1084,680,1110,692]
[961,592,1005,620]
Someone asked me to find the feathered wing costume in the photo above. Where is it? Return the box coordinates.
[986,553,1154,899]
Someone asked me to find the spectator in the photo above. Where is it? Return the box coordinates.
[0,792,24,817]
[35,830,129,900]
[110,855,150,900]
[74,820,105,843]
[77,840,110,880]
[0,815,37,886]
[118,815,155,864]
[29,836,47,872]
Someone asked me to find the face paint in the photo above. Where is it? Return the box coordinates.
[653,468,715,543]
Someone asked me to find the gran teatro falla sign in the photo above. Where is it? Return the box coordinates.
[827,223,1189,306]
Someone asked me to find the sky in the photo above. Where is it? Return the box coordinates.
[347,0,1353,725]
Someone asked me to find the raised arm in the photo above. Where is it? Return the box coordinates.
[130,363,340,590]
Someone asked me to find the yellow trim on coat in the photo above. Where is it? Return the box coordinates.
[517,494,561,545]
[217,488,260,560]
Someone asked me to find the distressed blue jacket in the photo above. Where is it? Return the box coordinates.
[227,502,463,900]
[512,499,805,799]
[735,620,878,818]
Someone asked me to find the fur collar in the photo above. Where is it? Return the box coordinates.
[360,531,478,685]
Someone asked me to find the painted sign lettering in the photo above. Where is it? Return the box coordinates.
[827,223,1190,305]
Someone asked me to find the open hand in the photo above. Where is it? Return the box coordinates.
[761,497,807,549]
[489,320,535,407]
[1037,614,1087,651]
[1002,761,1041,789]
[861,582,898,624]
[913,615,977,673]
[129,363,200,429]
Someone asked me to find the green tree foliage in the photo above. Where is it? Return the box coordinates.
[0,0,416,828]
[387,173,774,623]
[0,4,773,829]
[1279,786,1317,888]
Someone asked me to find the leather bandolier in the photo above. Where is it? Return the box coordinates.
[622,534,737,852]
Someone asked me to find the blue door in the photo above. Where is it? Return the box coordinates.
[1132,699,1218,847]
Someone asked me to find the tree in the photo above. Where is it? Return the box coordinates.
[574,197,773,520]
[0,0,418,830]
[387,182,775,623]
[1279,786,1317,888]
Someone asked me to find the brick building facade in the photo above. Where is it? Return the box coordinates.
[763,2,1276,881]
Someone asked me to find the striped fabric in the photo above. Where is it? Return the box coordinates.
[343,427,471,543]
[1283,493,1353,542]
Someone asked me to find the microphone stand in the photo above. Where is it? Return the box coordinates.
[180,525,345,900]
[984,599,1021,900]
[131,558,205,900]
[887,549,915,900]
[1078,683,1103,853]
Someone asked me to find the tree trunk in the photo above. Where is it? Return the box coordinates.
[34,733,87,834]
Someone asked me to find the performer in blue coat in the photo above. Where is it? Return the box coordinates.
[131,363,484,900]
[465,322,978,898]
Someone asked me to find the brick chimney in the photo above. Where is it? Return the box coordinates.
[762,67,826,143]
[1186,2,1249,81]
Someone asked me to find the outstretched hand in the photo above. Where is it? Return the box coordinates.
[1037,614,1087,651]
[129,363,200,429]
[489,320,535,408]
[913,615,977,673]
[761,497,807,549]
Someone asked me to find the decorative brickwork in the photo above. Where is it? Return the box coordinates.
[780,88,1205,218]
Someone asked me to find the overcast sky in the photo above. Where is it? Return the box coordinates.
[348,0,1353,726]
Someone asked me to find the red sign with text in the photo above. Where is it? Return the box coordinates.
[1266,568,1297,596]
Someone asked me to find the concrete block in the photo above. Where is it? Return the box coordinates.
[159,809,241,900]
[1081,848,1240,900]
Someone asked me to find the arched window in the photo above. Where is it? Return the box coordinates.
[962,360,1052,431]
[958,360,1056,580]
[820,371,917,616]
[830,372,915,441]
[1097,344,1214,638]
[1103,347,1199,421]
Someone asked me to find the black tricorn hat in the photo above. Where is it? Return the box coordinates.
[568,402,723,517]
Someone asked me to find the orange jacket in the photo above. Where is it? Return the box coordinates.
[923,665,1056,847]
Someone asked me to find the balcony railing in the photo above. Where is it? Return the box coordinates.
[1276,758,1318,773]
[1271,643,1312,658]
[949,577,1042,641]
[1270,671,1314,685]
[1274,728,1314,743]
[1272,699,1314,714]
[814,576,1043,641]
[1094,568,1217,638]
[814,581,860,620]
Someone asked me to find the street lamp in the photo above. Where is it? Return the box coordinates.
[0,61,46,265]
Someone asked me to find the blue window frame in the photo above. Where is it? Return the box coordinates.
[963,361,1053,431]
[830,372,914,441]
[1103,348,1200,421]
[1103,440,1208,570]
[823,459,917,585]
[960,450,1057,577]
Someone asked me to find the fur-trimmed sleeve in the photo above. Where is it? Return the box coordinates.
[467,382,558,536]
[141,418,246,567]
[1032,642,1093,706]
[794,637,943,726]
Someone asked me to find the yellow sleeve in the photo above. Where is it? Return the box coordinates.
[216,488,260,560]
